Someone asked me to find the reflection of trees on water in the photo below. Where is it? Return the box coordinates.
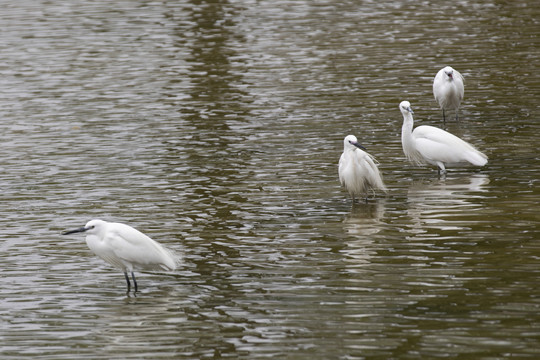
[171,0,251,134]
[162,0,256,233]
[157,5,285,356]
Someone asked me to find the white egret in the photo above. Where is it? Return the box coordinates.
[62,219,178,292]
[433,66,464,121]
[339,134,387,202]
[399,100,487,175]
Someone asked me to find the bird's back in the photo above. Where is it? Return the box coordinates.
[102,223,177,272]
[413,125,487,166]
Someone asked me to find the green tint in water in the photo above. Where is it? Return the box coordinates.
[0,0,539,359]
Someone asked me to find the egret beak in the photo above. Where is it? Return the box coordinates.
[349,140,367,150]
[406,106,414,114]
[62,226,89,235]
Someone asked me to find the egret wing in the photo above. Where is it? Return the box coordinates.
[105,223,177,271]
[355,151,386,192]
[338,152,351,187]
[454,69,465,100]
[413,125,481,165]
[339,149,386,196]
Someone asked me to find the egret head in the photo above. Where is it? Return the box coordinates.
[344,134,366,151]
[443,66,454,80]
[399,101,414,115]
[62,219,106,236]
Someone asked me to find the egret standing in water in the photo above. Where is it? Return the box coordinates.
[399,100,487,175]
[62,219,178,292]
[339,134,387,202]
[433,66,464,121]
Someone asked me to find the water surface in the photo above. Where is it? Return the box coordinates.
[0,0,539,359]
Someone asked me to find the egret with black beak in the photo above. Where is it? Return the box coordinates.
[339,134,387,202]
[62,219,178,292]
[399,101,487,175]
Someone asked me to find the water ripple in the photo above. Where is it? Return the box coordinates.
[1,0,539,359]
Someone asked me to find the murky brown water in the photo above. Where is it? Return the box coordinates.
[1,0,539,358]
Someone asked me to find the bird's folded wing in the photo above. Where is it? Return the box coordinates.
[106,227,175,270]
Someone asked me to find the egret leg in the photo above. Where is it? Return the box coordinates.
[436,162,447,177]
[369,188,376,201]
[124,272,131,292]
[442,109,446,122]
[131,272,138,292]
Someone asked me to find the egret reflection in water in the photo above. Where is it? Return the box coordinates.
[406,174,490,236]
[341,200,386,267]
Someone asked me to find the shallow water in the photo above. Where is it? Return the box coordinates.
[1,0,539,358]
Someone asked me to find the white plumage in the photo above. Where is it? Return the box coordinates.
[63,219,178,292]
[339,134,387,202]
[399,101,487,174]
[433,66,464,121]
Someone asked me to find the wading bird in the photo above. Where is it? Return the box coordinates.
[433,66,464,121]
[399,100,487,175]
[62,219,178,292]
[339,134,387,202]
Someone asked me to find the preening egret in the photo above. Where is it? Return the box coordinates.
[433,66,464,121]
[62,219,178,292]
[339,134,387,202]
[399,101,487,175]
